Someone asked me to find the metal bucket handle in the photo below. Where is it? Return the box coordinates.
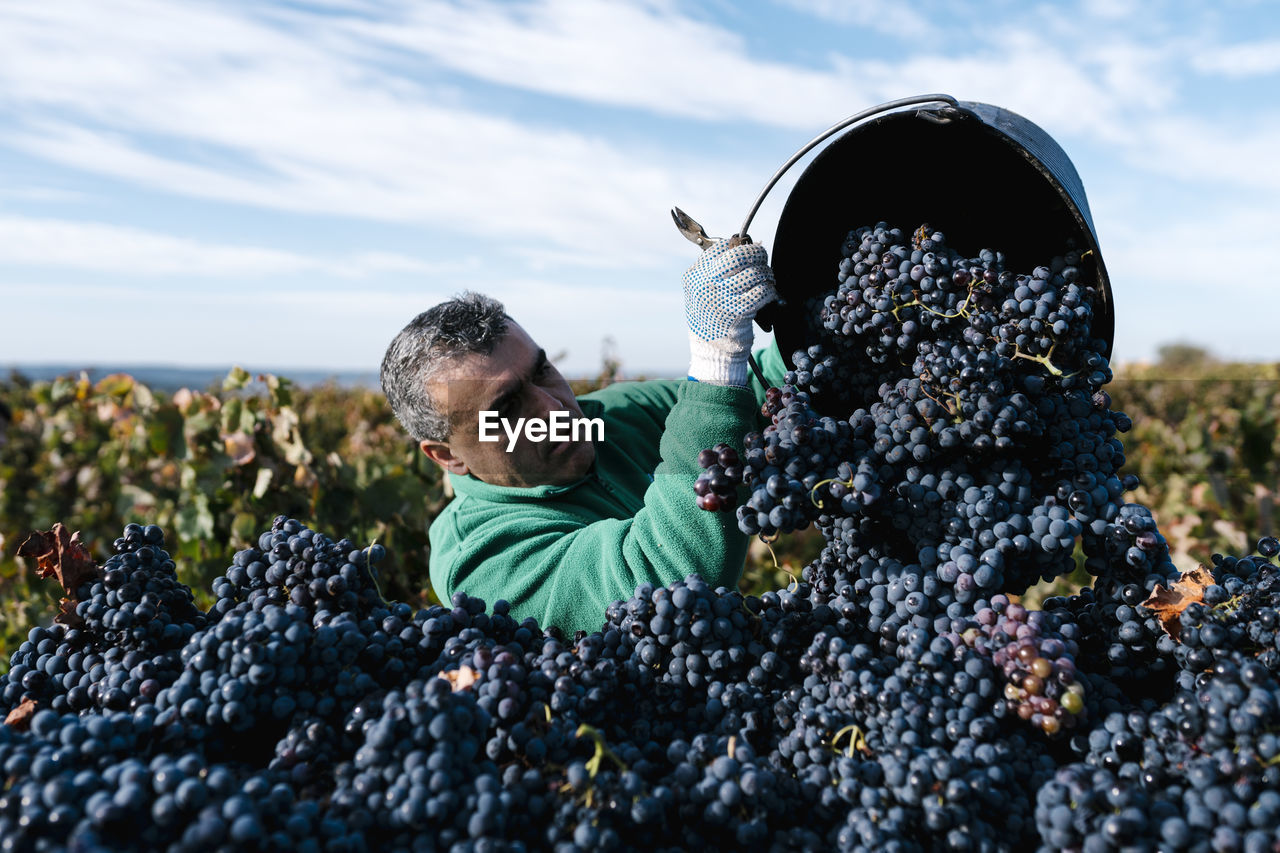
[736,93,960,353]
[736,93,960,242]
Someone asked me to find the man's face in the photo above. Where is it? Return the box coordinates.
[421,323,597,487]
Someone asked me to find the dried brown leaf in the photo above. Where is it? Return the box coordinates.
[17,529,61,580]
[439,665,479,692]
[57,597,85,629]
[16,523,99,594]
[1143,566,1216,640]
[4,698,37,730]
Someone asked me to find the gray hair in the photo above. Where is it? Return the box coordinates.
[380,292,511,442]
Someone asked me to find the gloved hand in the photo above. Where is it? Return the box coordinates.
[683,237,777,386]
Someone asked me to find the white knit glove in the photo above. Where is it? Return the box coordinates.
[683,237,777,386]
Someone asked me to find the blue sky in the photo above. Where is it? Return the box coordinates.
[0,0,1277,376]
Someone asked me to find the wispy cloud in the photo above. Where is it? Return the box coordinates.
[0,0,1272,256]
[0,215,446,278]
[0,279,688,374]
[0,0,755,268]
[326,0,1189,144]
[0,0,1277,367]
[1191,37,1280,77]
[1128,116,1280,192]
[1080,0,1146,21]
[0,186,88,203]
[1102,203,1280,296]
[773,0,934,37]
[301,0,1266,195]
[333,0,876,129]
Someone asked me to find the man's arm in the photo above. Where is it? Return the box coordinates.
[431,380,758,636]
[433,236,778,635]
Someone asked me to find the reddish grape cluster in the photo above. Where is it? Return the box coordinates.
[951,594,1087,736]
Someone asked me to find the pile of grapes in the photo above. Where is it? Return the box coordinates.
[5,223,1280,851]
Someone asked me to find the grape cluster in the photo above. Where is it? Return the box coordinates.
[6,523,1280,850]
[1175,550,1280,683]
[2,523,206,718]
[700,224,1130,618]
[786,345,839,399]
[1040,660,1280,851]
[694,443,741,513]
[733,385,854,538]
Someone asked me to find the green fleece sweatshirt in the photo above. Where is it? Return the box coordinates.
[427,344,789,636]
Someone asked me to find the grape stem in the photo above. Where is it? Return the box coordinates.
[364,539,386,601]
[571,723,628,807]
[830,724,871,758]
[809,476,855,508]
[920,384,963,424]
[1009,342,1078,379]
[1211,593,1245,615]
[758,534,781,571]
[892,279,977,322]
[577,724,626,777]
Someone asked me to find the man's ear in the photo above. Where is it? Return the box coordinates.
[420,440,469,475]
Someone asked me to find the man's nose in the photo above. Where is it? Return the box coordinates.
[527,385,562,416]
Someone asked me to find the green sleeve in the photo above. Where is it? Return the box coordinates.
[431,381,759,636]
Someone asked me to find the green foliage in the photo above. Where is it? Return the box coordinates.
[0,369,444,669]
[1109,360,1280,571]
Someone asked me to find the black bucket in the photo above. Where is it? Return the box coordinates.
[764,98,1114,371]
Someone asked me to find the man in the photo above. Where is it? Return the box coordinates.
[380,239,786,636]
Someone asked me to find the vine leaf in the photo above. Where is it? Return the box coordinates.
[1143,566,1215,639]
[16,524,99,595]
[223,431,257,466]
[222,365,251,391]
